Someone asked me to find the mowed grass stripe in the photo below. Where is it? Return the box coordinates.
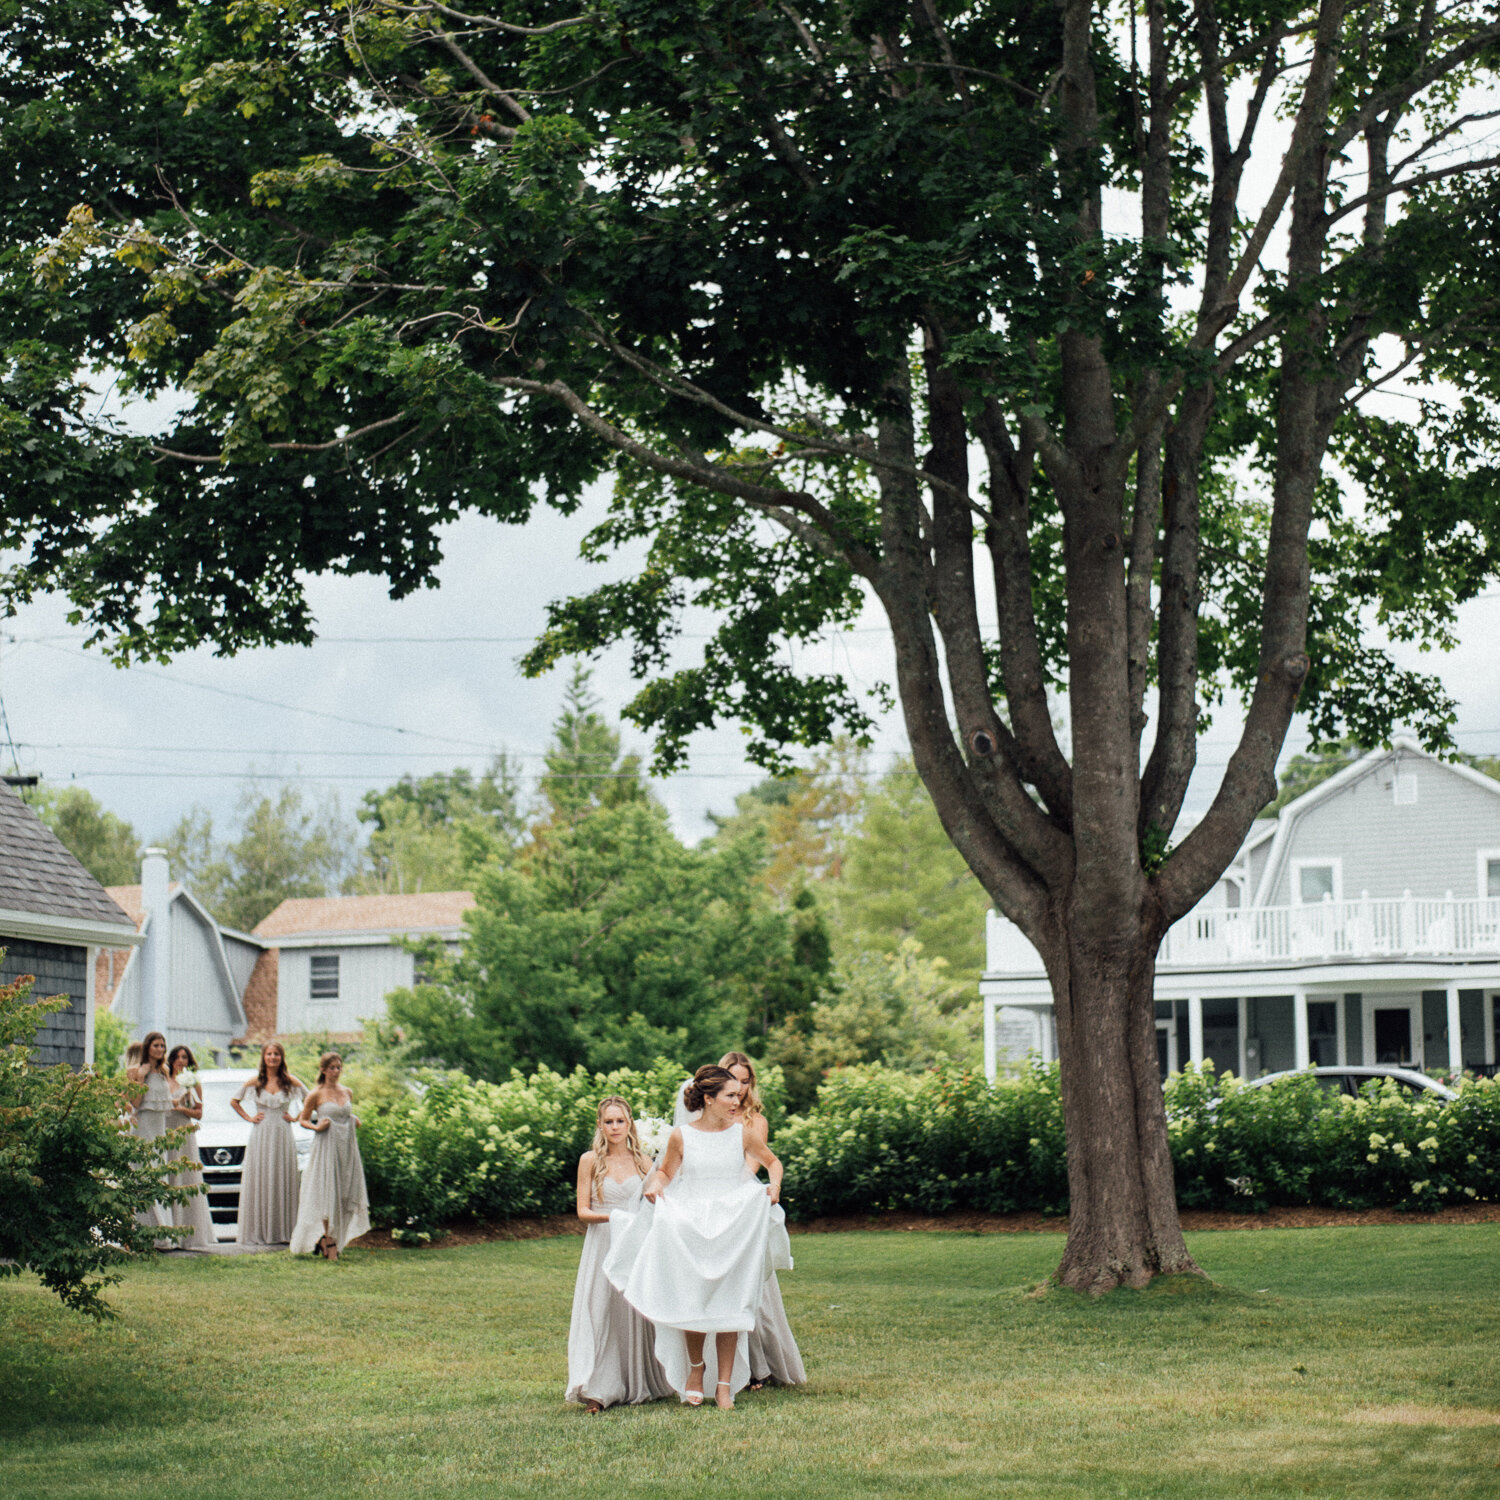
[1,1227,1496,1498]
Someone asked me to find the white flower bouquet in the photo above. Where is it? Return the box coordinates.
[635,1115,670,1156]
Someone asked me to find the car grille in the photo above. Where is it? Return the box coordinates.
[202,1145,245,1168]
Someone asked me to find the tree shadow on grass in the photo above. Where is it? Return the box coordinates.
[0,1283,234,1441]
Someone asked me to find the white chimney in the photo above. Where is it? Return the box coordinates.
[139,848,170,1036]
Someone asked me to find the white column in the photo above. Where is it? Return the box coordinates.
[1237,996,1248,1078]
[139,847,170,1037]
[1446,985,1463,1075]
[1188,995,1205,1067]
[1293,990,1311,1070]
[83,944,96,1067]
[983,996,997,1082]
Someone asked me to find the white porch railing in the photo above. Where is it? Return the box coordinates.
[1162,893,1500,967]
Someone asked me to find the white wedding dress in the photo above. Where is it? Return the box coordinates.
[669,1076,805,1387]
[605,1121,789,1401]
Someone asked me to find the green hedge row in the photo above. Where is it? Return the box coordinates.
[356,1059,1500,1238]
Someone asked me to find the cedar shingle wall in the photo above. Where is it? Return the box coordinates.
[2,938,88,1068]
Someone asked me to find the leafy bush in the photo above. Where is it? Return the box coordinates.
[774,1060,1068,1218]
[0,975,196,1316]
[359,1057,788,1240]
[1166,1065,1500,1211]
[350,1053,1499,1235]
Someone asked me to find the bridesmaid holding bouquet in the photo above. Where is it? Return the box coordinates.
[290,1052,370,1261]
[230,1042,306,1246]
[167,1045,216,1251]
[566,1097,673,1412]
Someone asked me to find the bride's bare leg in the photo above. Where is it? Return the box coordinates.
[684,1332,707,1401]
[714,1332,737,1409]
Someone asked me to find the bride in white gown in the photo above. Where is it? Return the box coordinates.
[669,1053,805,1390]
[606,1066,786,1410]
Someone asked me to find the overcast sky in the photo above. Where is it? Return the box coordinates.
[3,474,1498,867]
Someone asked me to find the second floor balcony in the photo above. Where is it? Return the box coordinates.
[985,895,1500,977]
[1162,893,1500,968]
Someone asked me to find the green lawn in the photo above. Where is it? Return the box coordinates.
[2,1227,1497,1498]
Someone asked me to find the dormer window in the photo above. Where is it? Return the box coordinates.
[1293,859,1341,904]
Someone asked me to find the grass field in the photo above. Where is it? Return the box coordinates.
[2,1226,1497,1498]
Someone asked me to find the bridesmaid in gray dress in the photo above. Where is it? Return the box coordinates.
[720,1052,807,1390]
[128,1031,175,1241]
[290,1052,370,1261]
[231,1041,306,1245]
[167,1045,217,1250]
[566,1097,672,1411]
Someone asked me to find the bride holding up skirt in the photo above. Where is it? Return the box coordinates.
[606,1065,787,1410]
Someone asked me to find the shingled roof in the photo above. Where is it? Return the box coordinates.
[254,891,475,938]
[0,783,136,929]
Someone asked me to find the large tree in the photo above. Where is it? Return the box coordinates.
[8,0,1500,1289]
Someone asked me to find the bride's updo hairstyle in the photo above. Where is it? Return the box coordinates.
[718,1051,762,1119]
[684,1065,737,1114]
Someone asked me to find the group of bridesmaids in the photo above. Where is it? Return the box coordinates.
[125,1035,369,1258]
[566,1051,807,1413]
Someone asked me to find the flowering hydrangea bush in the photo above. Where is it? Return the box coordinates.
[1166,1066,1500,1211]
[774,1060,1068,1218]
[359,1056,787,1239]
[357,1053,1497,1235]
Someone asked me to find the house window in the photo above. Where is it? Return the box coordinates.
[310,954,340,1001]
[1488,859,1500,900]
[1296,863,1337,904]
[1393,772,1418,805]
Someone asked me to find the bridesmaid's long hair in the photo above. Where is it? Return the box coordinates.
[257,1041,295,1096]
[719,1051,762,1120]
[683,1065,736,1114]
[316,1051,343,1085]
[168,1044,197,1076]
[139,1031,168,1076]
[589,1096,652,1203]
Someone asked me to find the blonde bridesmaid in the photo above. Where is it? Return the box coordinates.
[166,1045,216,1250]
[720,1051,806,1391]
[230,1042,306,1245]
[290,1053,370,1261]
[566,1097,673,1412]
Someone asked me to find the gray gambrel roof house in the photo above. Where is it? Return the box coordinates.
[982,739,1500,1084]
[0,783,139,1066]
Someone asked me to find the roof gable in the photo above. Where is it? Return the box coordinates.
[1252,738,1500,905]
[0,785,135,929]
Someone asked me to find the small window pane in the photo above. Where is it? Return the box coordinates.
[1393,773,1418,805]
[1487,859,1500,899]
[1299,865,1335,903]
[310,954,340,1000]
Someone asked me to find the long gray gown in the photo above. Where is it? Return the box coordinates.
[565,1172,673,1408]
[233,1080,304,1245]
[132,1070,175,1242]
[289,1100,370,1254]
[168,1079,218,1250]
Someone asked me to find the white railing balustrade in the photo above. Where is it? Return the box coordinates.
[1162,892,1500,966]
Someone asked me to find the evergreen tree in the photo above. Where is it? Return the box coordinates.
[832,760,989,982]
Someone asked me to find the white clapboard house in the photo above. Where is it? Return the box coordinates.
[981,739,1500,1082]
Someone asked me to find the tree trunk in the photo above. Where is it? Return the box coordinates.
[1048,922,1200,1293]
